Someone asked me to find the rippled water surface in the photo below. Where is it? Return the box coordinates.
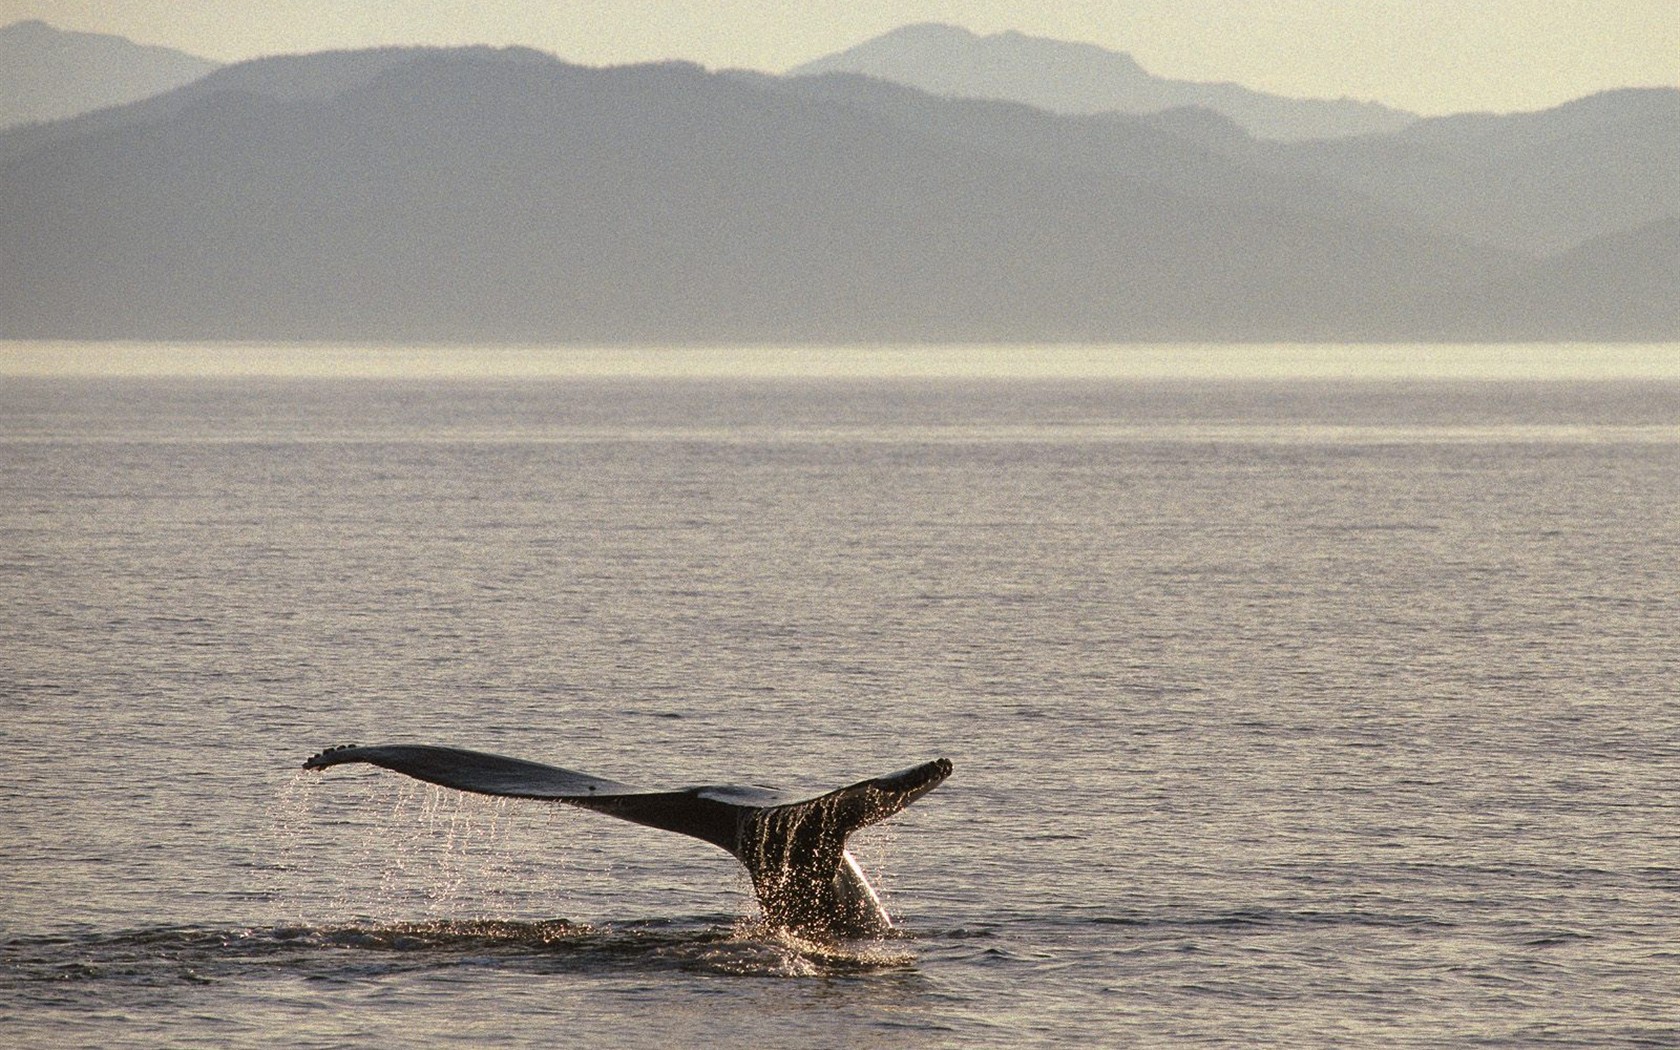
[4,347,1679,1047]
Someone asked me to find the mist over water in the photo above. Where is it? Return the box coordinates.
[3,344,1679,1047]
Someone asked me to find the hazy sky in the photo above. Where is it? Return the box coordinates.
[7,0,1677,115]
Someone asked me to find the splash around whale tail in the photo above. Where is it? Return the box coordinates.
[303,744,952,937]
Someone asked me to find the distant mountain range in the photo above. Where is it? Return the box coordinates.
[1,37,1674,342]
[0,19,220,129]
[789,23,1418,142]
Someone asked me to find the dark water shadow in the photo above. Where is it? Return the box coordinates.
[2,916,921,994]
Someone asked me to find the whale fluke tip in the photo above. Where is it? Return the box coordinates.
[302,744,361,770]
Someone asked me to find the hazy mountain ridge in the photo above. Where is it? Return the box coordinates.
[751,71,1431,237]
[788,23,1417,142]
[1513,216,1680,339]
[0,20,220,129]
[1,46,1671,342]
[1243,86,1680,255]
[0,44,521,168]
[787,24,1680,258]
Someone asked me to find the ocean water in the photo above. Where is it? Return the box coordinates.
[3,345,1679,1047]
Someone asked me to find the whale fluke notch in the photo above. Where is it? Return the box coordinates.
[302,744,952,937]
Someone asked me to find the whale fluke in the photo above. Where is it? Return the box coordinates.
[302,744,952,937]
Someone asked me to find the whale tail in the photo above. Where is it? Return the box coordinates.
[302,744,951,937]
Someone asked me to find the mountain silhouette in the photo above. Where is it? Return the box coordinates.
[0,20,219,129]
[1507,216,1680,339]
[0,46,1670,342]
[0,44,461,167]
[1242,87,1680,255]
[789,25,1680,258]
[788,23,1417,142]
